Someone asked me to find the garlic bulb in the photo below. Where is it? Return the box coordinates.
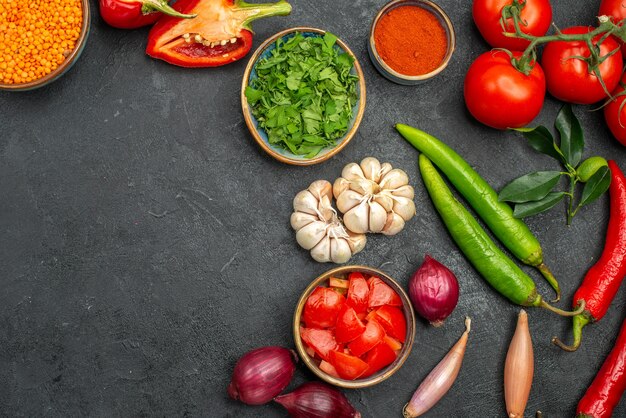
[291,180,367,264]
[333,157,416,235]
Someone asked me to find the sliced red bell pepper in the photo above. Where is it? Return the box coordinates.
[300,328,340,362]
[99,0,196,29]
[368,276,402,308]
[335,305,366,344]
[329,350,369,380]
[146,0,292,67]
[375,305,407,343]
[360,342,397,378]
[348,319,385,357]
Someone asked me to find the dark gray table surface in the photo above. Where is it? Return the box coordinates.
[2,0,626,416]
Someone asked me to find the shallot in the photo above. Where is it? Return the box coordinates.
[504,310,534,418]
[408,255,459,326]
[227,346,297,405]
[403,317,472,417]
[274,382,361,418]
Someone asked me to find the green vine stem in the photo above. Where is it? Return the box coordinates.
[500,0,625,77]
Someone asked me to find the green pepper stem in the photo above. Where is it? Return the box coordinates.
[234,0,292,32]
[536,263,561,302]
[142,0,197,19]
[540,299,586,317]
[552,313,591,351]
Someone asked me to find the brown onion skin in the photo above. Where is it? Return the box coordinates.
[409,255,459,326]
[274,382,361,418]
[227,346,297,405]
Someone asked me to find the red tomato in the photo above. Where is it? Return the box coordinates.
[368,277,402,308]
[599,0,626,56]
[319,360,340,378]
[301,328,340,362]
[472,0,552,50]
[375,305,407,343]
[346,274,369,314]
[464,50,546,129]
[303,287,345,328]
[335,305,366,343]
[541,26,623,104]
[329,350,369,380]
[384,335,403,351]
[361,342,398,378]
[348,319,385,357]
[604,73,626,146]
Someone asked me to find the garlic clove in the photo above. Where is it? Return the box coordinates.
[290,212,318,230]
[350,178,377,196]
[310,236,332,263]
[368,201,387,233]
[392,184,415,199]
[380,162,393,178]
[330,238,352,264]
[379,168,409,190]
[296,221,327,250]
[374,192,394,212]
[333,177,351,199]
[393,196,416,221]
[360,157,382,182]
[336,189,364,214]
[343,202,369,234]
[346,231,367,254]
[341,163,365,181]
[382,212,405,236]
[318,195,334,222]
[308,180,333,202]
[293,190,320,216]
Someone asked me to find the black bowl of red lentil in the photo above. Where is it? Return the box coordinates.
[0,0,90,91]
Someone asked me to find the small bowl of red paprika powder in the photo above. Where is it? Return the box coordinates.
[368,0,455,85]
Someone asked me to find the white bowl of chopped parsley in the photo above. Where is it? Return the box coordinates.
[241,27,366,165]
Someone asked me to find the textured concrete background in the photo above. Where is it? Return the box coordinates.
[1,0,626,416]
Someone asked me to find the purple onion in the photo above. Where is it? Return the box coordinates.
[227,346,297,405]
[274,382,361,418]
[408,254,459,327]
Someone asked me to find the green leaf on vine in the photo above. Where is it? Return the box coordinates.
[499,171,562,203]
[513,192,566,218]
[555,104,584,167]
[579,166,611,208]
[512,126,565,163]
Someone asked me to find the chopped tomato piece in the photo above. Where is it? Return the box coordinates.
[335,305,366,343]
[329,277,349,288]
[332,287,347,296]
[368,277,402,308]
[384,335,403,351]
[365,308,378,322]
[319,360,340,378]
[305,345,316,358]
[346,274,369,314]
[375,305,407,343]
[329,350,369,380]
[361,342,397,378]
[303,286,345,328]
[348,319,385,357]
[301,328,340,362]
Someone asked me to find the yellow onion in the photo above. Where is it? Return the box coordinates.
[504,310,534,418]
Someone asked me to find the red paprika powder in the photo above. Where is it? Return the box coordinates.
[374,5,448,76]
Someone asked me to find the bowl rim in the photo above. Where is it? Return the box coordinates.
[293,265,416,389]
[369,0,456,81]
[241,26,367,166]
[0,0,91,91]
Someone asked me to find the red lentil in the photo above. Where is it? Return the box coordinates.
[0,0,83,84]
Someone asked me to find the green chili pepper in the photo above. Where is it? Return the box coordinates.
[396,123,561,302]
[419,154,583,316]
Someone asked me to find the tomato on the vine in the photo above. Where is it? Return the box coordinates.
[541,26,623,105]
[604,73,626,146]
[472,0,552,50]
[599,0,626,56]
[464,50,546,130]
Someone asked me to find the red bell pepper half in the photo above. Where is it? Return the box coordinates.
[146,0,292,67]
[99,0,197,29]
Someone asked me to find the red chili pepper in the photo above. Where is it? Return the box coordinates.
[146,0,292,67]
[576,317,626,418]
[553,160,626,351]
[99,0,196,29]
